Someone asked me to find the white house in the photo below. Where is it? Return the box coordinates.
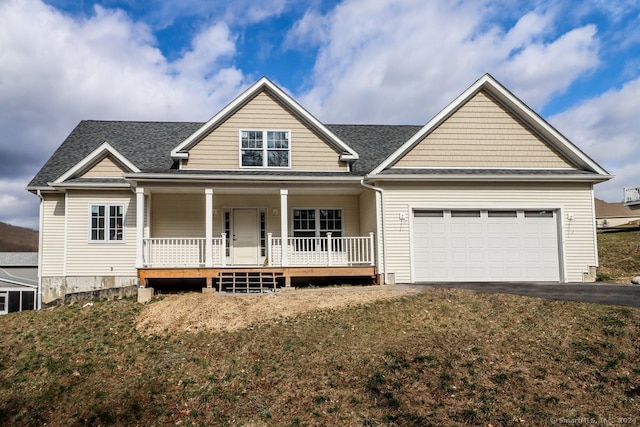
[27,74,612,304]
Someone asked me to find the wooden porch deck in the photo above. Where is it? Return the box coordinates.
[138,266,378,289]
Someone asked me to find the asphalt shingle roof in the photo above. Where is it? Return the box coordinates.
[0,252,38,267]
[28,120,600,188]
[29,121,425,187]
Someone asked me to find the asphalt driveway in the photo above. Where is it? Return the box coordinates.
[402,282,640,309]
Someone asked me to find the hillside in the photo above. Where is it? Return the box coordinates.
[0,288,638,426]
[0,221,38,251]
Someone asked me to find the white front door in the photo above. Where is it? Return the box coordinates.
[233,208,259,265]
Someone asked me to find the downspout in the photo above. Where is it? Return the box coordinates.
[36,190,44,310]
[360,178,388,284]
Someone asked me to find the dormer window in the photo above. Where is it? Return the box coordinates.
[240,130,290,168]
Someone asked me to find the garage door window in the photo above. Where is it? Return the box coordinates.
[451,210,481,217]
[525,210,554,218]
[488,211,517,218]
[414,210,444,217]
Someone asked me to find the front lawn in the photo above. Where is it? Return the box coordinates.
[1,288,638,426]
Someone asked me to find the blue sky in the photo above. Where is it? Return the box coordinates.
[2,0,640,228]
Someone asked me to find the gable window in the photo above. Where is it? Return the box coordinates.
[90,204,124,242]
[240,130,290,168]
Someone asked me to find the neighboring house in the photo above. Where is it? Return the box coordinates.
[0,252,38,314]
[595,198,640,227]
[27,74,612,305]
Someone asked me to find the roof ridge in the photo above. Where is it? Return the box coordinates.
[80,119,206,125]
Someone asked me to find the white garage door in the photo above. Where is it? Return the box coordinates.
[413,209,560,282]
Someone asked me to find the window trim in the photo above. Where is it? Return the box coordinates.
[88,203,125,243]
[239,129,291,169]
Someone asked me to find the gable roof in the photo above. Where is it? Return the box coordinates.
[595,198,640,219]
[370,74,610,177]
[170,77,359,162]
[28,75,611,191]
[28,121,203,189]
[53,141,140,184]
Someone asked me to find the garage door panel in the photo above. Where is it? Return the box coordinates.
[468,238,484,248]
[413,209,560,282]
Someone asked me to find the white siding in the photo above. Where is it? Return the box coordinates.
[41,193,65,276]
[359,190,377,235]
[381,182,597,283]
[359,189,383,276]
[151,193,205,237]
[64,190,137,276]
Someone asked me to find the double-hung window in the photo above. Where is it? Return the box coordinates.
[90,204,124,242]
[292,208,343,251]
[240,130,290,168]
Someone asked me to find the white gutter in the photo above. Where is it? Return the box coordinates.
[123,173,364,182]
[36,190,44,310]
[360,179,388,284]
[366,174,613,183]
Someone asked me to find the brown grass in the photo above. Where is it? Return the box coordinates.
[597,226,640,282]
[1,288,638,426]
[0,220,38,252]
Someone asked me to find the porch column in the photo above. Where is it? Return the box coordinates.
[280,189,289,267]
[136,187,145,269]
[205,188,214,268]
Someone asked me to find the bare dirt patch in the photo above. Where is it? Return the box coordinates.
[136,286,416,334]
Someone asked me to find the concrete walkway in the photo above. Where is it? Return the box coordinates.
[398,282,640,309]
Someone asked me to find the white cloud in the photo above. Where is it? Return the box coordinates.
[498,25,599,107]
[173,22,236,78]
[294,0,599,124]
[550,77,640,202]
[0,0,249,227]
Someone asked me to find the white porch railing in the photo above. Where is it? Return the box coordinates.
[268,232,375,267]
[143,237,225,267]
[623,187,640,206]
[142,233,375,268]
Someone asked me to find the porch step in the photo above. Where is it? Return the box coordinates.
[218,271,284,293]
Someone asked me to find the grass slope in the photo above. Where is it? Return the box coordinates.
[597,226,640,282]
[1,289,638,426]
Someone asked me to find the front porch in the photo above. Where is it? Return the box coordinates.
[132,184,380,292]
[138,265,377,292]
[142,233,375,268]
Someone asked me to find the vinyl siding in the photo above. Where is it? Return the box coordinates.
[81,155,126,178]
[359,190,377,235]
[359,189,383,274]
[394,90,575,169]
[184,92,347,171]
[151,193,205,237]
[380,182,596,283]
[64,190,137,276]
[41,193,65,276]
